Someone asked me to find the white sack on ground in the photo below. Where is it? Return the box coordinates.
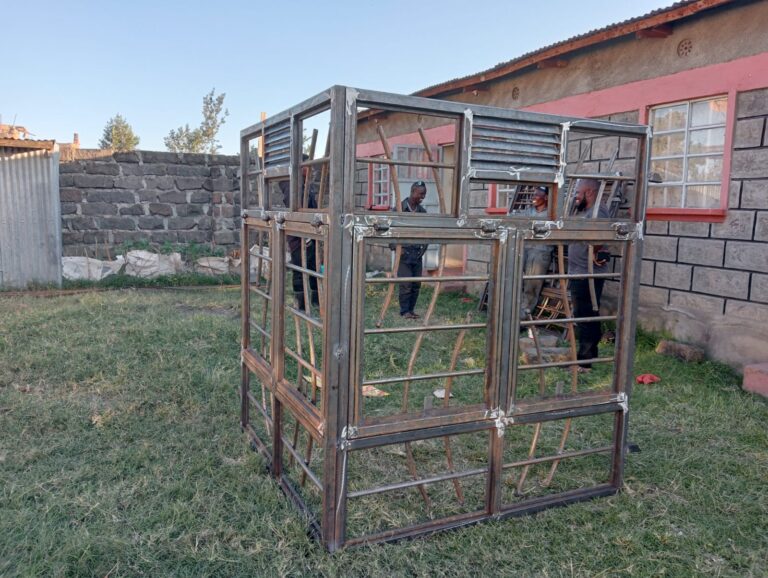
[62,256,124,281]
[195,257,230,276]
[124,251,183,278]
[249,245,271,281]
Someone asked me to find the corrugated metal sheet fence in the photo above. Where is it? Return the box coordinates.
[0,149,62,288]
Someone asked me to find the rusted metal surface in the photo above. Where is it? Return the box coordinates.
[239,86,649,551]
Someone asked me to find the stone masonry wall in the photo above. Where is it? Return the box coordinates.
[638,88,768,369]
[59,149,240,258]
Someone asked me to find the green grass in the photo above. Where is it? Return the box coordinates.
[1,288,766,576]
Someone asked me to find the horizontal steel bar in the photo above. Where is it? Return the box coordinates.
[363,368,485,386]
[521,272,621,281]
[520,315,617,327]
[364,322,486,335]
[349,413,492,447]
[284,347,322,378]
[281,434,323,490]
[249,321,271,341]
[502,445,613,470]
[246,391,273,425]
[347,467,487,499]
[284,262,325,280]
[567,173,636,182]
[356,156,454,169]
[518,356,614,371]
[285,305,323,329]
[366,275,488,284]
[249,285,272,301]
[300,156,330,167]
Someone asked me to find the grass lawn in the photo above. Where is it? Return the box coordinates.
[1,287,766,577]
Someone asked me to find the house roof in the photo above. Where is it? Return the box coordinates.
[414,0,736,98]
[0,138,55,151]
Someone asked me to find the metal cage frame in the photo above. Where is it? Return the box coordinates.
[239,86,650,551]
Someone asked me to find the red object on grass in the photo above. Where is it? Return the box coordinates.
[635,373,661,384]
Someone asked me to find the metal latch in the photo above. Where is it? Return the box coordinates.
[372,218,391,234]
[479,220,500,235]
[531,221,552,239]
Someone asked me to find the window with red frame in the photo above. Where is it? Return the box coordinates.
[648,96,727,210]
[366,145,437,210]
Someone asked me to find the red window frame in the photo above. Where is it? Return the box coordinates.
[486,184,509,214]
[366,160,390,210]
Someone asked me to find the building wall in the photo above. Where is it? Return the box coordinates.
[60,150,240,258]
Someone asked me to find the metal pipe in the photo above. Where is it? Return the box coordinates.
[363,368,485,386]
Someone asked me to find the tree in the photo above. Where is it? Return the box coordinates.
[164,88,229,154]
[99,114,140,151]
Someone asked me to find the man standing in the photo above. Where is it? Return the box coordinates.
[568,179,611,372]
[520,186,553,322]
[397,181,428,319]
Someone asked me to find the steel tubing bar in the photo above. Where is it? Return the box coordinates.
[249,321,271,341]
[347,467,488,499]
[364,322,486,335]
[356,156,454,169]
[502,445,613,470]
[520,315,617,326]
[284,262,325,280]
[300,156,330,167]
[285,346,323,379]
[285,305,323,329]
[281,433,323,490]
[567,172,637,181]
[521,272,621,281]
[246,391,274,427]
[249,286,273,302]
[518,356,614,371]
[366,275,488,284]
[363,368,485,386]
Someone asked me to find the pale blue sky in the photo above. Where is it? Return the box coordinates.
[2,0,672,154]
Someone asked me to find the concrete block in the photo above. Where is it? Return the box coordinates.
[59,162,83,174]
[82,231,110,244]
[167,164,209,177]
[589,136,619,160]
[213,230,236,245]
[203,177,232,192]
[669,221,710,237]
[158,191,188,204]
[138,217,165,230]
[176,204,204,217]
[67,216,97,230]
[59,188,82,202]
[654,262,692,290]
[731,148,768,179]
[113,151,141,163]
[726,300,768,323]
[741,180,768,209]
[181,153,208,165]
[618,137,638,159]
[733,118,765,148]
[86,190,135,204]
[60,203,78,215]
[144,176,175,190]
[119,204,145,216]
[668,290,724,315]
[609,110,639,124]
[82,202,118,216]
[677,238,724,266]
[743,363,768,397]
[150,231,178,244]
[639,285,669,306]
[62,231,83,245]
[640,259,655,285]
[711,210,755,240]
[751,274,768,304]
[141,151,181,164]
[175,176,206,191]
[754,212,768,241]
[736,88,768,118]
[113,176,143,189]
[85,162,120,176]
[729,181,741,209]
[190,191,212,204]
[645,220,668,235]
[60,175,75,187]
[725,241,768,273]
[140,163,168,176]
[112,231,145,244]
[692,266,749,298]
[97,217,136,231]
[149,203,173,217]
[601,158,635,175]
[168,217,196,230]
[197,217,214,231]
[178,230,211,243]
[138,191,160,202]
[73,174,113,189]
[643,235,677,261]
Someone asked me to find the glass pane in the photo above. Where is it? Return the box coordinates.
[651,132,685,157]
[685,185,721,208]
[687,156,723,182]
[648,185,682,208]
[651,158,684,182]
[691,98,727,127]
[689,128,725,154]
[650,104,687,132]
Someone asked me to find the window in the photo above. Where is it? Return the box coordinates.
[486,184,538,214]
[366,145,437,210]
[648,96,727,210]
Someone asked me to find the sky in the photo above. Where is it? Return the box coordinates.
[2,0,674,155]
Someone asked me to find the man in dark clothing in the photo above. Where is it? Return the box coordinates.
[397,181,428,319]
[279,177,319,311]
[568,179,611,372]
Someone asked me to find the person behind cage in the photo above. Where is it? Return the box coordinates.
[279,164,319,311]
[393,181,428,319]
[568,178,611,372]
[519,186,554,326]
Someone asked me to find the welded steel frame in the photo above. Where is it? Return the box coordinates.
[239,86,650,551]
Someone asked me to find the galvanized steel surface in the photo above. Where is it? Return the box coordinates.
[0,149,62,288]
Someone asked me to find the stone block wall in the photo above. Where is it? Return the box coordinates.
[59,149,240,258]
[637,88,768,369]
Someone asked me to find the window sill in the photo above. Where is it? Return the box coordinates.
[646,208,727,223]
[485,208,508,215]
